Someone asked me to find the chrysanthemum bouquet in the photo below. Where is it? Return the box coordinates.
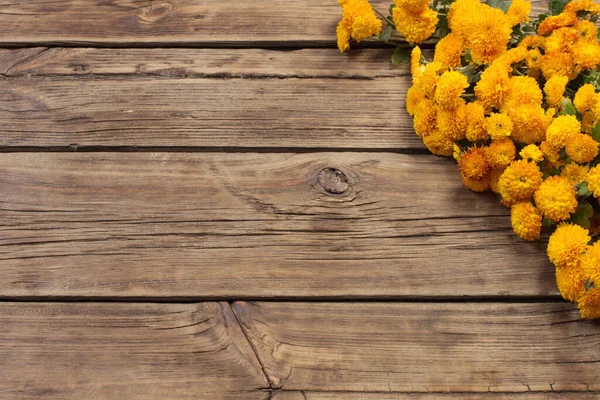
[337,0,600,318]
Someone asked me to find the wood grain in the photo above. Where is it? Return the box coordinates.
[234,302,600,393]
[1,74,418,149]
[0,48,408,78]
[0,302,268,399]
[0,0,549,47]
[0,152,553,299]
[272,393,600,399]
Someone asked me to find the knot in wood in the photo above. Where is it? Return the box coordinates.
[318,168,349,194]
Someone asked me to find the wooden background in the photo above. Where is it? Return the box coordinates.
[1,0,599,399]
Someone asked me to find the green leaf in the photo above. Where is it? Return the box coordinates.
[487,0,511,11]
[391,46,411,67]
[578,182,592,197]
[433,14,449,39]
[379,26,393,42]
[538,13,549,22]
[561,98,577,115]
[571,202,594,229]
[549,0,564,14]
[593,123,600,143]
[389,3,396,15]
[542,217,555,228]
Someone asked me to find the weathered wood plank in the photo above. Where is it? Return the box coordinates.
[0,0,549,47]
[1,152,552,299]
[272,393,600,399]
[1,75,417,149]
[0,302,268,399]
[0,48,406,78]
[234,302,600,393]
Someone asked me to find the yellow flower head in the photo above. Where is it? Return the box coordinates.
[574,84,597,112]
[540,52,577,80]
[511,201,542,241]
[485,113,513,139]
[413,99,437,137]
[564,0,600,15]
[459,146,489,180]
[468,7,512,63]
[544,27,579,54]
[561,163,589,185]
[485,138,516,169]
[540,141,562,164]
[414,61,443,97]
[433,33,467,69]
[462,174,491,192]
[498,160,543,205]
[544,75,568,108]
[501,76,543,112]
[448,0,486,38]
[520,144,544,162]
[406,85,426,116]
[546,115,581,149]
[506,0,531,26]
[436,103,468,141]
[393,5,438,45]
[581,242,600,286]
[555,264,586,302]
[411,46,423,76]
[422,129,454,156]
[394,0,429,13]
[565,132,599,163]
[534,176,578,222]
[578,288,600,319]
[525,48,543,79]
[547,223,590,269]
[575,20,598,42]
[337,0,382,52]
[538,13,578,35]
[465,101,488,142]
[586,164,600,197]
[572,40,600,72]
[475,63,510,110]
[435,71,469,109]
[509,105,552,144]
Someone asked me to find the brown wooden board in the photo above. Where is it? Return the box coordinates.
[0,152,552,299]
[234,302,600,393]
[272,393,600,399]
[0,0,549,47]
[0,302,268,399]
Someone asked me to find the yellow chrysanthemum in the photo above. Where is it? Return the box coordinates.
[540,141,561,164]
[581,111,597,134]
[475,64,510,110]
[520,144,544,162]
[393,5,438,45]
[462,173,491,192]
[506,0,531,26]
[436,103,468,141]
[394,0,429,13]
[435,71,469,109]
[351,13,383,42]
[485,138,516,169]
[337,0,382,52]
[564,0,600,15]
[498,160,543,205]
[485,113,513,139]
[544,27,579,54]
[547,223,590,269]
[546,115,581,149]
[413,99,437,137]
[540,52,577,80]
[447,0,486,38]
[586,165,600,197]
[578,288,600,319]
[574,84,597,112]
[509,105,552,144]
[511,201,542,241]
[581,242,600,285]
[433,33,466,69]
[414,61,443,97]
[555,264,586,302]
[538,13,578,35]
[565,132,599,163]
[572,40,600,71]
[575,20,598,43]
[501,76,543,112]
[468,7,512,63]
[459,147,489,180]
[406,85,426,116]
[465,101,488,142]
[534,176,578,222]
[561,163,589,185]
[422,129,454,156]
[411,46,423,76]
[544,75,568,108]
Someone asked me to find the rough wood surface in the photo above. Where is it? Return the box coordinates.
[0,152,553,299]
[0,302,268,399]
[0,0,548,47]
[0,48,407,78]
[234,302,600,393]
[272,393,600,399]
[1,75,417,149]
